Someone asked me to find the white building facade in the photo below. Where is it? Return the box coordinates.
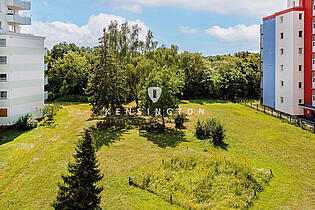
[262,0,315,120]
[0,0,47,126]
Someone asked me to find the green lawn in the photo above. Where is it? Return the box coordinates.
[0,102,314,209]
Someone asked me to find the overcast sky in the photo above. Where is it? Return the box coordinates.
[22,0,287,55]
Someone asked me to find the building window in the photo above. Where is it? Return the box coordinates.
[299,31,303,37]
[0,109,7,118]
[0,56,7,64]
[280,49,284,55]
[0,91,7,99]
[280,33,284,39]
[280,16,284,23]
[299,13,303,20]
[0,39,6,47]
[299,65,303,71]
[281,65,284,71]
[299,99,303,104]
[298,48,303,54]
[0,74,7,82]
[299,82,303,88]
[280,97,284,103]
[281,81,284,87]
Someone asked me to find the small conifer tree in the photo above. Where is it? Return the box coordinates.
[52,130,103,209]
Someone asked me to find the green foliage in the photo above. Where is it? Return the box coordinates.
[211,119,226,145]
[52,130,103,209]
[141,65,184,126]
[14,114,38,130]
[86,30,126,115]
[46,51,90,100]
[195,118,226,145]
[174,113,186,129]
[55,95,88,103]
[41,104,62,120]
[136,152,272,209]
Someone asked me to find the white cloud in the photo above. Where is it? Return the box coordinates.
[179,26,197,35]
[103,0,286,16]
[21,13,149,49]
[205,24,260,48]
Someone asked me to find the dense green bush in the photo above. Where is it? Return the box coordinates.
[41,104,62,120]
[195,118,226,145]
[211,120,226,145]
[195,119,213,140]
[15,114,38,130]
[174,113,186,128]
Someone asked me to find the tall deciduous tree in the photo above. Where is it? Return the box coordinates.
[52,130,103,210]
[47,51,90,99]
[141,66,184,127]
[86,29,126,115]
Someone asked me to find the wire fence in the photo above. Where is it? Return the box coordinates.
[128,177,192,209]
[236,99,315,134]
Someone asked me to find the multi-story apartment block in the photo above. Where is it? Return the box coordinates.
[0,0,47,126]
[262,0,315,120]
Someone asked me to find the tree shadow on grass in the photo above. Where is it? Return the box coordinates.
[0,128,27,145]
[214,141,229,151]
[140,128,187,148]
[188,99,229,105]
[88,125,132,151]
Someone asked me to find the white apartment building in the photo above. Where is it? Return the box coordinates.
[0,0,47,126]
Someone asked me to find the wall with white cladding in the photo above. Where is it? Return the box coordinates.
[275,11,304,116]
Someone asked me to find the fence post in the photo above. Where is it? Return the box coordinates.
[264,106,266,113]
[170,195,173,205]
[257,104,259,111]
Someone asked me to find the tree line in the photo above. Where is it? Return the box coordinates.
[45,21,261,107]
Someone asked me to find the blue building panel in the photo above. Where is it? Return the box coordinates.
[262,17,276,109]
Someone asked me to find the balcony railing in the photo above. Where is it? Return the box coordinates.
[44,77,48,86]
[44,91,48,100]
[6,14,31,25]
[44,63,48,71]
[6,0,31,10]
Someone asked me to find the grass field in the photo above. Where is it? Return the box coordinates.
[0,101,314,209]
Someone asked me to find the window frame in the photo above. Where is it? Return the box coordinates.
[0,108,8,118]
[0,56,7,64]
[0,39,6,47]
[0,90,8,100]
[0,73,7,82]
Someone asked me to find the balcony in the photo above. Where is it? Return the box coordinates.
[44,63,48,71]
[6,14,31,25]
[44,77,48,86]
[44,91,48,100]
[44,48,48,56]
[6,0,31,10]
